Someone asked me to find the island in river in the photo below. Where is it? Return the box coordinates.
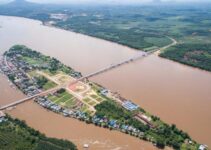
[0,45,200,150]
[0,0,211,72]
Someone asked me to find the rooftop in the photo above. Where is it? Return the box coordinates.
[0,111,6,118]
[122,101,139,111]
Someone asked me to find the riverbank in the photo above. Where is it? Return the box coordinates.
[1,45,199,149]
[0,115,77,150]
[0,16,211,147]
[0,70,160,150]
[8,101,162,150]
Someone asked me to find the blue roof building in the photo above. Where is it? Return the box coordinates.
[122,101,139,111]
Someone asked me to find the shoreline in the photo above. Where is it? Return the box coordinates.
[7,100,161,150]
[0,15,139,54]
[1,15,211,75]
[0,45,200,149]
[0,15,211,74]
[0,15,210,148]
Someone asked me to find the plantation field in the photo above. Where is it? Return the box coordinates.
[0,116,77,150]
[160,43,211,71]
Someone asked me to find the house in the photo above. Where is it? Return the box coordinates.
[109,120,117,127]
[122,101,139,111]
[0,111,5,118]
[100,89,108,96]
[0,111,6,123]
[199,145,208,150]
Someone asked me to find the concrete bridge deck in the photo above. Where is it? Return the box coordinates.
[0,38,176,111]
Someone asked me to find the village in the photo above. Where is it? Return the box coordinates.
[0,46,153,137]
[0,45,201,150]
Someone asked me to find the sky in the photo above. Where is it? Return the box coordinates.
[0,0,210,4]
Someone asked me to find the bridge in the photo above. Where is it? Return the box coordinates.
[0,85,63,111]
[0,37,177,111]
[0,51,149,110]
[68,51,150,85]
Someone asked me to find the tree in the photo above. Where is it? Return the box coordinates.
[156,138,166,149]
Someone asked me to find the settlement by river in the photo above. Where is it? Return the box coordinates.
[0,15,211,148]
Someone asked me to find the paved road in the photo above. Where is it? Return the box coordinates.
[0,37,177,110]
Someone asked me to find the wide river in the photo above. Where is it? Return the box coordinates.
[0,16,211,148]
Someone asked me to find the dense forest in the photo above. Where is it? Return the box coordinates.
[160,44,211,71]
[0,115,77,150]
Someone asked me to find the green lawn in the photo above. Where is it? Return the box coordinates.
[80,105,89,112]
[83,97,92,103]
[90,94,104,102]
[96,98,104,102]
[22,56,44,66]
[65,98,77,108]
[90,94,98,99]
[88,101,97,106]
[43,81,57,90]
[48,91,78,109]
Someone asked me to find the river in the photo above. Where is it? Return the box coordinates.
[0,15,211,148]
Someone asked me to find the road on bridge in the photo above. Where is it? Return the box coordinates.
[0,37,177,110]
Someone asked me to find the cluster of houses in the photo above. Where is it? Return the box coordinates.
[1,51,152,145]
[35,97,88,120]
[0,55,41,96]
[33,89,146,138]
[35,95,146,139]
[91,115,145,138]
[99,88,154,129]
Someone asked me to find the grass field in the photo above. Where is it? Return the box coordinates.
[48,91,93,113]
[27,71,57,90]
[88,101,97,106]
[48,91,78,109]
[43,81,57,90]
[83,97,92,103]
[22,56,45,66]
[90,94,105,102]
[80,104,92,114]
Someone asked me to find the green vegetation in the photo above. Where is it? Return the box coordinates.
[0,116,77,150]
[27,71,57,90]
[0,2,207,149]
[83,97,92,103]
[48,90,77,109]
[43,81,57,90]
[7,45,75,75]
[1,2,211,71]
[95,100,199,149]
[35,76,48,88]
[160,43,211,71]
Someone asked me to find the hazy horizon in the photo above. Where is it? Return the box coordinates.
[0,0,211,5]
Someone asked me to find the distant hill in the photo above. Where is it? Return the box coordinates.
[3,0,39,8]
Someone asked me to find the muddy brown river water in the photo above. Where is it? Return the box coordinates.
[0,15,211,148]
